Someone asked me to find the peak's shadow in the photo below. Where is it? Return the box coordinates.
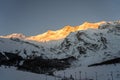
[0,52,76,75]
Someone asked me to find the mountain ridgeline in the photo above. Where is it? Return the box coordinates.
[0,21,120,74]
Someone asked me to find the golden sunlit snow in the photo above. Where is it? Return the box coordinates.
[26,21,105,42]
[0,21,105,42]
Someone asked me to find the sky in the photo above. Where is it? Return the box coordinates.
[0,0,120,36]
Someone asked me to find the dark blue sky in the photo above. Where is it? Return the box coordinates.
[0,0,120,36]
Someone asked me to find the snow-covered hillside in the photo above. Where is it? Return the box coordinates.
[0,21,120,63]
[57,21,120,66]
[55,64,120,80]
[0,21,120,80]
[0,66,61,80]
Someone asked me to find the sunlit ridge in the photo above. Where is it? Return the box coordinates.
[26,21,105,42]
[0,21,105,42]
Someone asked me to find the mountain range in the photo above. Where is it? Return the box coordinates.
[0,21,105,42]
[0,21,120,80]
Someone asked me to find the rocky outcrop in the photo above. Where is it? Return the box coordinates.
[88,58,120,67]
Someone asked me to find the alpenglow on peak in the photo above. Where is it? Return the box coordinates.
[26,21,105,42]
[0,21,106,42]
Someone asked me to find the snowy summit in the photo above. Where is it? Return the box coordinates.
[0,21,120,80]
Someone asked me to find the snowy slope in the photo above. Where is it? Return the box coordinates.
[0,21,120,80]
[56,21,120,66]
[0,21,120,61]
[54,64,120,80]
[0,38,42,58]
[0,66,61,80]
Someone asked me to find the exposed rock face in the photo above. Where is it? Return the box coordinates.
[0,52,7,65]
[88,58,120,67]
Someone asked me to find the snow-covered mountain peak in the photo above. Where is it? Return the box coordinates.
[0,33,26,39]
[99,20,120,30]
[0,21,107,42]
[26,21,106,42]
[79,21,106,30]
[0,21,120,80]
[59,21,120,59]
